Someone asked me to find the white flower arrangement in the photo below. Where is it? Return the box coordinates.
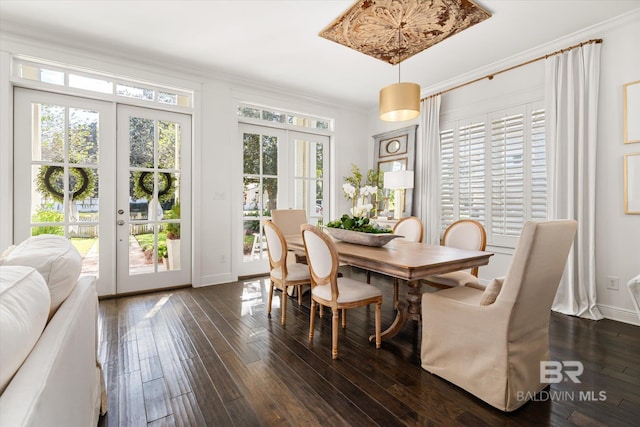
[341,164,381,218]
[342,183,356,199]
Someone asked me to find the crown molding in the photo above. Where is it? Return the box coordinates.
[421,7,640,98]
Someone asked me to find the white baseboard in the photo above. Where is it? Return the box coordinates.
[196,273,235,287]
[597,304,640,326]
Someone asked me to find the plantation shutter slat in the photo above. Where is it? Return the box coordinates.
[458,121,485,223]
[530,108,547,220]
[491,112,524,237]
[440,128,454,232]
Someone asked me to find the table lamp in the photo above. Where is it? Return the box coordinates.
[384,170,414,219]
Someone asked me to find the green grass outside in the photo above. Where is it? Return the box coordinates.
[135,232,167,251]
[71,237,97,256]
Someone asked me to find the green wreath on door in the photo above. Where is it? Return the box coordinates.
[132,171,175,203]
[36,165,96,203]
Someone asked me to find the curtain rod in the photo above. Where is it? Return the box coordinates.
[423,38,603,100]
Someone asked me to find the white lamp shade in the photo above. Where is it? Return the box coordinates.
[384,170,414,190]
[379,82,420,122]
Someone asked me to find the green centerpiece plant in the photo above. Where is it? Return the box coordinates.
[326,214,391,234]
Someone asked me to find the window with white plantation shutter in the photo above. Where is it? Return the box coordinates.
[439,101,546,248]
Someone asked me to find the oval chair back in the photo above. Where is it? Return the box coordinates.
[441,219,487,276]
[263,220,285,271]
[393,216,423,242]
[300,225,339,298]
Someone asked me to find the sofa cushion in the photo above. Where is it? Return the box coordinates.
[1,235,82,318]
[0,266,51,394]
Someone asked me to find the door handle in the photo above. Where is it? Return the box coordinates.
[117,220,125,226]
[118,209,124,214]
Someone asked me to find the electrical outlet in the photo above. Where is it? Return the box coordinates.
[219,255,226,263]
[607,276,619,290]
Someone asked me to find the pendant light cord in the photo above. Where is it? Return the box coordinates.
[397,25,401,83]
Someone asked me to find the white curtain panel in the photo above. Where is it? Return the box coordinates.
[545,43,603,320]
[415,95,441,245]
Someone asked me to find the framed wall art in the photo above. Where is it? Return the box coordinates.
[625,153,640,214]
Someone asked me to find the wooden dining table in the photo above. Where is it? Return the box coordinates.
[285,233,494,341]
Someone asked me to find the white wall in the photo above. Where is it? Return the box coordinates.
[196,82,369,286]
[365,11,640,324]
[593,14,640,324]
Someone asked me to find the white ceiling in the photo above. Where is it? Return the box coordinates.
[1,1,639,110]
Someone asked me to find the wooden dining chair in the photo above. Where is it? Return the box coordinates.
[301,224,382,359]
[367,216,423,308]
[423,219,487,289]
[262,220,311,325]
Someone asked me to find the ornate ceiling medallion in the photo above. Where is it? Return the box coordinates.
[319,0,492,64]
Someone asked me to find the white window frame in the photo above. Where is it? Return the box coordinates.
[11,56,194,113]
[440,99,546,248]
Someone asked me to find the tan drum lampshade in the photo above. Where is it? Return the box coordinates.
[379,82,421,122]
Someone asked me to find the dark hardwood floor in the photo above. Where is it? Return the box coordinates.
[97,268,640,427]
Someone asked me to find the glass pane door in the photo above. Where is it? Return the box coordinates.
[237,125,329,277]
[13,88,115,295]
[291,131,329,225]
[240,125,283,273]
[116,105,191,293]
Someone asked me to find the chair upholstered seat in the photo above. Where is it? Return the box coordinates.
[312,277,382,303]
[427,285,485,305]
[270,263,310,282]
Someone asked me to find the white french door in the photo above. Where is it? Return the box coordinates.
[116,105,191,293]
[237,123,328,276]
[13,89,192,295]
[13,88,116,295]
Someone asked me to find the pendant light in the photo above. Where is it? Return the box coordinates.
[379,25,420,122]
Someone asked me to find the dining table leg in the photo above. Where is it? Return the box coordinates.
[369,279,422,342]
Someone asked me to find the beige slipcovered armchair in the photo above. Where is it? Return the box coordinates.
[421,220,577,412]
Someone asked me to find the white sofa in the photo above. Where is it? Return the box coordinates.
[0,235,105,426]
